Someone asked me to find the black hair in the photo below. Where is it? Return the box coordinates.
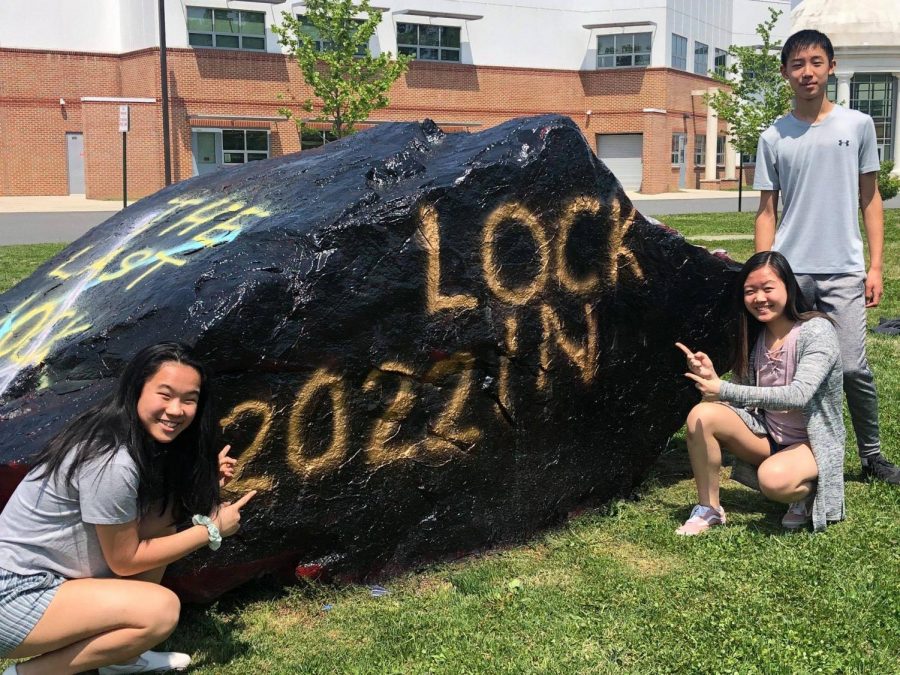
[31,342,219,522]
[731,251,832,379]
[781,29,834,67]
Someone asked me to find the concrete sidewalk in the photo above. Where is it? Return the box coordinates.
[0,189,759,214]
[0,195,133,213]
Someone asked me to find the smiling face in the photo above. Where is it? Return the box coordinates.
[743,265,788,324]
[781,44,835,102]
[136,361,202,443]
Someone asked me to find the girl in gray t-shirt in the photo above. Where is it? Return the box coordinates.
[0,342,255,674]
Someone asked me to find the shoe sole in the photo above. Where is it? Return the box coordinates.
[781,520,810,530]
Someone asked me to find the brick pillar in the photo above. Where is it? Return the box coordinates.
[641,110,670,194]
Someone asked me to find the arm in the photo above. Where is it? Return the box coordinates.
[754,189,778,252]
[96,520,209,577]
[95,491,255,577]
[859,171,884,307]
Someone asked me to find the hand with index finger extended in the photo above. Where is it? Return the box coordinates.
[684,371,722,400]
[218,444,237,487]
[234,490,257,509]
[675,342,717,380]
[214,490,257,538]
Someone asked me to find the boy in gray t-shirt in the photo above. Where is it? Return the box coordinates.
[754,29,898,484]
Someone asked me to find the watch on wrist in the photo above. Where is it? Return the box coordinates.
[191,514,222,551]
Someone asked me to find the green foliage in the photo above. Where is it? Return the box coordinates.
[879,160,900,200]
[706,8,793,157]
[273,0,411,139]
[0,242,66,293]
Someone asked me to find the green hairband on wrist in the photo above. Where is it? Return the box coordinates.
[192,514,222,551]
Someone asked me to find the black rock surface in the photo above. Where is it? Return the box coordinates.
[0,115,738,600]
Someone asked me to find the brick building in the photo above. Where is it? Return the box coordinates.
[0,0,791,199]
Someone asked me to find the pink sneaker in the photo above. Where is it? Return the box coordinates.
[676,504,726,536]
[781,497,812,530]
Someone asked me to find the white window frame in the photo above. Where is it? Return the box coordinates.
[671,133,686,166]
[297,14,368,56]
[672,34,687,71]
[396,22,461,62]
[714,48,727,77]
[694,41,708,76]
[221,129,270,165]
[695,135,706,166]
[187,6,266,51]
[597,32,652,69]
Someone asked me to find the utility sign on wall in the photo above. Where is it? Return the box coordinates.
[118,105,130,133]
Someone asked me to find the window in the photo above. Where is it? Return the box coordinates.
[672,34,687,71]
[597,32,651,68]
[716,136,726,165]
[695,135,706,165]
[187,7,265,50]
[826,74,837,102]
[298,15,368,56]
[396,23,460,61]
[222,130,269,164]
[851,74,894,160]
[671,134,686,165]
[301,128,339,150]
[694,41,708,76]
[714,48,727,77]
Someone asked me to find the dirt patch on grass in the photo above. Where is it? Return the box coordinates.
[408,576,455,596]
[590,536,678,577]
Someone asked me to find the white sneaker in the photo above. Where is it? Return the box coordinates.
[98,650,191,674]
[782,499,812,530]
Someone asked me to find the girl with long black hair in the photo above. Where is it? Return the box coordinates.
[0,342,252,674]
[674,251,845,535]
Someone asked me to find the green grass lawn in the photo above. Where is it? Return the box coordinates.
[1,212,899,674]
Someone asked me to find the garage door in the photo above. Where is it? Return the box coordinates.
[596,134,643,191]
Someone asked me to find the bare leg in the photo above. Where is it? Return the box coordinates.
[7,578,180,675]
[757,443,818,504]
[684,403,771,509]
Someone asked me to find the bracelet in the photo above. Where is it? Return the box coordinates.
[191,514,222,551]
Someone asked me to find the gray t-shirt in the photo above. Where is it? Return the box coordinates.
[753,105,881,273]
[0,446,139,579]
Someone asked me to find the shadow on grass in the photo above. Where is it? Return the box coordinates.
[647,436,815,536]
[170,575,318,670]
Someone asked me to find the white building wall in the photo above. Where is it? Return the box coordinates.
[119,0,163,52]
[732,0,792,47]
[0,0,124,52]
[0,0,791,71]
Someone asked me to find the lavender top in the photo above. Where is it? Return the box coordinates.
[755,323,808,445]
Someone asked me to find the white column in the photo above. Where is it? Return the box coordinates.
[724,129,737,180]
[893,73,900,175]
[836,72,853,107]
[705,87,717,181]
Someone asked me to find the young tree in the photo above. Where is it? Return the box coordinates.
[706,8,793,210]
[274,0,411,139]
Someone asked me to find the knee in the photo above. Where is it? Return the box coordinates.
[842,364,871,385]
[757,462,793,501]
[145,587,181,642]
[686,402,720,438]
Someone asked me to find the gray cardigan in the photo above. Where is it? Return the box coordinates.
[720,317,845,531]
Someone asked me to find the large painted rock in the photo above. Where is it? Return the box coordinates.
[0,115,737,601]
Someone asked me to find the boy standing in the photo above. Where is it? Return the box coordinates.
[754,29,899,484]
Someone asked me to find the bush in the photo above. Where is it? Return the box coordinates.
[878,160,900,200]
